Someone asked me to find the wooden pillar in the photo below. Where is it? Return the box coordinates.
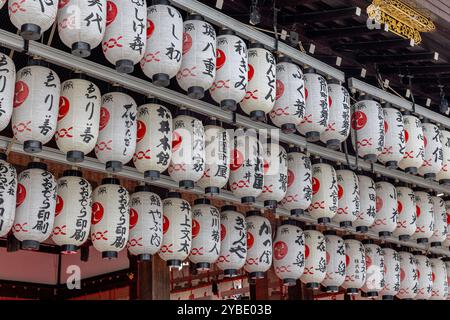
[249,274,269,300]
[137,260,152,299]
[300,283,315,300]
[132,255,171,300]
[287,280,302,300]
[150,255,170,300]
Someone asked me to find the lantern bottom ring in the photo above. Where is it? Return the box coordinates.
[405,167,418,175]
[144,170,161,181]
[249,110,266,122]
[364,291,379,297]
[264,200,278,209]
[346,288,359,295]
[385,161,398,169]
[205,186,220,195]
[102,251,118,260]
[241,196,256,204]
[363,154,377,163]
[21,240,40,251]
[305,282,320,290]
[281,123,296,135]
[152,73,170,87]
[187,86,205,100]
[318,217,331,225]
[23,140,42,154]
[290,209,304,216]
[116,59,135,74]
[61,244,78,255]
[424,173,436,180]
[72,42,91,58]
[138,254,152,262]
[324,286,339,293]
[220,99,237,112]
[430,241,442,247]
[378,231,392,238]
[326,139,341,150]
[305,131,320,142]
[382,295,394,300]
[223,269,238,277]
[439,179,450,186]
[20,23,41,41]
[249,271,265,280]
[339,221,352,228]
[106,161,123,173]
[195,262,211,271]
[179,180,195,189]
[356,226,369,233]
[282,278,297,287]
[167,259,182,268]
[398,235,411,241]
[67,150,85,163]
[416,238,428,244]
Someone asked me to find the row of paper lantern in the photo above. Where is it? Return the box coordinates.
[0,157,447,299]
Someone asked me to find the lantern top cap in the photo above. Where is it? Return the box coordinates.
[187,14,204,21]
[323,230,337,236]
[398,246,410,253]
[361,239,374,245]
[28,58,47,67]
[27,161,47,171]
[442,257,450,262]
[101,177,120,185]
[246,210,261,217]
[277,55,292,64]
[304,67,316,74]
[221,205,237,212]
[380,243,394,249]
[152,0,170,5]
[167,191,182,198]
[303,225,316,231]
[62,169,82,178]
[342,235,356,240]
[219,29,235,36]
[0,152,6,161]
[287,146,302,153]
[357,92,374,101]
[176,108,191,116]
[205,117,218,126]
[135,185,151,193]
[327,78,340,85]
[194,198,211,205]
[249,42,265,49]
[280,219,298,226]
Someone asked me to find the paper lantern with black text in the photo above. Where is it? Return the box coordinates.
[430,258,448,300]
[393,186,417,241]
[380,247,400,300]
[353,175,376,233]
[415,254,433,300]
[322,230,346,293]
[342,236,366,295]
[419,123,443,180]
[397,250,418,299]
[430,196,447,247]
[437,129,450,185]
[334,170,360,228]
[0,153,16,237]
[0,53,15,133]
[412,191,434,244]
[444,201,450,248]
[300,227,326,290]
[398,115,424,174]
[309,162,338,224]
[378,107,405,169]
[361,241,384,297]
[13,162,57,251]
[371,181,397,237]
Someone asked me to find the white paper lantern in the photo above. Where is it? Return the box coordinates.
[217,205,247,277]
[354,175,376,233]
[91,178,129,259]
[361,241,384,297]
[51,170,91,254]
[95,91,137,172]
[13,162,56,250]
[176,15,216,99]
[397,250,418,299]
[258,143,287,209]
[398,115,424,174]
[430,196,447,247]
[127,185,163,261]
[280,148,311,215]
[229,129,263,204]
[141,2,183,86]
[197,120,230,195]
[244,211,272,279]
[296,69,329,142]
[8,0,58,40]
[309,162,338,224]
[393,186,417,241]
[413,191,434,244]
[300,227,326,290]
[342,237,366,295]
[158,192,191,268]
[133,103,172,180]
[12,64,60,153]
[56,78,100,162]
[0,153,17,237]
[210,30,248,111]
[419,123,443,180]
[444,201,450,248]
[437,129,450,185]
[239,44,275,122]
[322,231,346,293]
[415,254,433,300]
[444,258,450,299]
[269,57,305,134]
[430,258,448,300]
[189,199,220,271]
[378,106,405,169]
[169,111,205,189]
[0,53,15,133]
[273,220,305,286]
[57,0,106,57]
[380,247,400,300]
[350,98,384,163]
[371,181,397,237]
[102,0,146,73]
[334,170,360,228]
[320,81,350,149]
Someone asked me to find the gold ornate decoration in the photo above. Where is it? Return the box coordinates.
[367,0,435,44]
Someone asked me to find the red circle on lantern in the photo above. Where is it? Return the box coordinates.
[345,255,350,266]
[312,177,320,195]
[416,205,421,218]
[106,1,117,27]
[337,184,344,200]
[400,268,405,281]
[275,80,284,100]
[417,270,421,279]
[376,196,383,213]
[147,19,155,39]
[182,32,192,55]
[447,213,450,224]
[216,49,226,70]
[192,219,200,239]
[136,120,146,143]
[384,121,388,133]
[163,215,169,234]
[305,245,310,259]
[220,224,226,241]
[91,202,104,225]
[273,241,288,260]
[58,0,70,9]
[326,252,330,264]
[129,208,138,229]
[424,136,428,148]
[248,64,254,81]
[263,160,270,174]
[397,201,403,215]
[366,255,372,268]
[172,131,182,152]
[305,88,308,100]
[99,107,110,131]
[230,149,244,171]
[351,111,367,130]
[58,96,70,121]
[328,96,332,108]
[287,169,295,188]
[404,130,409,143]
[247,232,254,250]
[432,272,436,282]
[55,195,64,217]
[13,81,29,108]
[16,183,26,207]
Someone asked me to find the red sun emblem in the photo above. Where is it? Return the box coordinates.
[384,121,388,133]
[106,1,117,27]
[248,64,255,81]
[275,80,285,100]
[163,215,169,234]
[16,183,26,207]
[136,120,146,143]
[376,196,383,213]
[287,169,295,188]
[338,184,344,200]
[147,19,155,39]
[351,111,367,131]
[247,232,254,250]
[432,272,436,282]
[230,149,244,171]
[404,130,409,143]
[397,201,403,215]
[99,107,110,131]
[220,224,226,241]
[328,96,332,108]
[312,177,320,195]
[447,213,450,224]
[424,136,428,148]
[129,208,138,229]
[55,195,64,217]
[305,88,308,100]
[182,32,192,55]
[216,49,226,70]
[192,219,200,239]
[263,160,270,174]
[326,252,330,264]
[305,245,310,259]
[400,268,405,281]
[417,270,421,279]
[172,131,182,152]
[58,0,70,9]
[58,96,70,121]
[91,202,104,225]
[366,255,372,268]
[416,205,421,218]
[273,241,288,260]
[14,81,29,108]
[345,255,350,267]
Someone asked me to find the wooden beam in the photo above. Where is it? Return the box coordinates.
[151,255,170,299]
[357,52,439,64]
[333,39,415,51]
[284,7,362,24]
[307,24,388,39]
[379,64,450,75]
